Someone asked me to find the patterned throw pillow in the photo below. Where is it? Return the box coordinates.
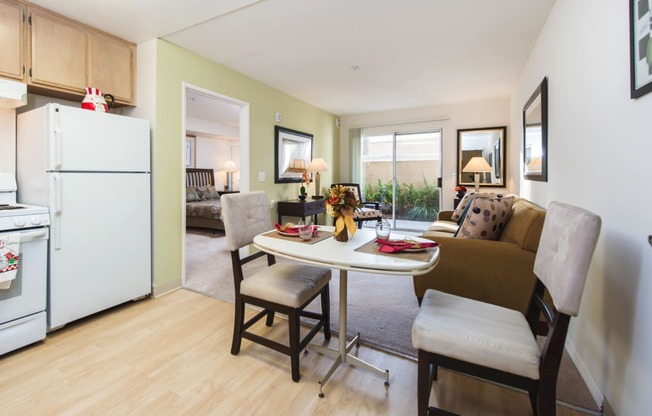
[456,194,515,240]
[451,192,476,222]
[196,185,220,201]
[186,186,200,202]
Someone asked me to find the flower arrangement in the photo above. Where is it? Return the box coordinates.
[455,185,467,199]
[324,185,361,241]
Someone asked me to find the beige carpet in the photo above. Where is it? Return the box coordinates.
[185,227,601,413]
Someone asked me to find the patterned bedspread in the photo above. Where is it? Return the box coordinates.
[186,200,222,220]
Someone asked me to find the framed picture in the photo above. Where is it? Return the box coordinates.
[185,136,196,168]
[630,0,652,98]
[274,126,313,183]
[523,77,548,182]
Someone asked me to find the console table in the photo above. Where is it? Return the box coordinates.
[277,199,326,225]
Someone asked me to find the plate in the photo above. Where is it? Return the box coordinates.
[277,229,300,237]
[403,247,427,252]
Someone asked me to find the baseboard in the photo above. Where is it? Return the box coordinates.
[565,339,603,410]
[152,278,182,298]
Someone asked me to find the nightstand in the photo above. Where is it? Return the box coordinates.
[218,191,239,196]
[277,199,326,225]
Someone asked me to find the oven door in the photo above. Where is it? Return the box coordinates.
[0,227,49,324]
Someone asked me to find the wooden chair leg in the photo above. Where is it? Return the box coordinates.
[265,310,275,327]
[537,381,556,416]
[231,300,245,355]
[321,284,331,340]
[288,310,301,382]
[417,349,433,416]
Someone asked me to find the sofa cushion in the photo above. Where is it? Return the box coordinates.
[451,192,475,222]
[457,194,515,240]
[499,198,546,252]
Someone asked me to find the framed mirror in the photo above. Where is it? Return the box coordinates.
[523,77,548,181]
[274,126,313,183]
[457,126,506,188]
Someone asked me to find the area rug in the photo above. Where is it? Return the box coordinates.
[185,228,601,413]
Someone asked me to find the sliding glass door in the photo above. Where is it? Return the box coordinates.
[360,129,441,231]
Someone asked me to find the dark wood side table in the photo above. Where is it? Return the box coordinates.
[277,199,326,225]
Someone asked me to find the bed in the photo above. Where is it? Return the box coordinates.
[185,168,225,231]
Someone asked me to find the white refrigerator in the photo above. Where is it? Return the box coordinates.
[16,104,151,330]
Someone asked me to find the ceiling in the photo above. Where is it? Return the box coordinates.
[28,0,556,116]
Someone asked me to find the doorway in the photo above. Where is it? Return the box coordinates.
[181,83,250,287]
[360,128,442,232]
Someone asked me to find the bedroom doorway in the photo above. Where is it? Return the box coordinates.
[181,84,250,288]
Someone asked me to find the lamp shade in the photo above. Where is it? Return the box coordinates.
[462,157,492,173]
[307,158,330,172]
[222,160,237,172]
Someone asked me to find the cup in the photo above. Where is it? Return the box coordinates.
[375,218,391,240]
[298,220,313,241]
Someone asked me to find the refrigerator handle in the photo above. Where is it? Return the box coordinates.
[53,173,62,250]
[54,126,62,170]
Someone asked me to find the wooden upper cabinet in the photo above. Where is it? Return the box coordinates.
[19,2,137,105]
[88,33,135,104]
[0,0,25,81]
[27,7,86,93]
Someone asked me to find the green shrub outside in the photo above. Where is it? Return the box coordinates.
[364,177,440,222]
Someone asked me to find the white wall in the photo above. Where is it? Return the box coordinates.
[193,135,240,191]
[513,0,652,414]
[0,109,17,174]
[339,97,512,211]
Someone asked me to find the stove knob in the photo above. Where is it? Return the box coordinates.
[13,218,26,227]
[30,216,43,225]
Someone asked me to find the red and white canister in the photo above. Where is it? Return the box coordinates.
[81,87,109,112]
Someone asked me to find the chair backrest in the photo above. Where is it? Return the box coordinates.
[331,183,362,202]
[221,191,272,251]
[534,201,601,316]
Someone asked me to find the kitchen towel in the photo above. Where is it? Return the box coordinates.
[0,233,20,290]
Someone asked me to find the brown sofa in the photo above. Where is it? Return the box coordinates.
[414,197,546,313]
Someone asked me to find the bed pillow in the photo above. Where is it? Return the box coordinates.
[186,186,200,202]
[451,192,475,222]
[456,194,514,240]
[196,185,220,201]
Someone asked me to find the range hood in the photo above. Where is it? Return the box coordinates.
[0,79,27,109]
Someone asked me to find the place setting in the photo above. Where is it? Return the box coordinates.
[355,219,439,261]
[262,221,333,244]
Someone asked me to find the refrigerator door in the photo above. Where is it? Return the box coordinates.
[48,172,151,329]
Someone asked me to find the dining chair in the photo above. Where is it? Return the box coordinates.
[411,201,601,416]
[221,191,332,382]
[330,183,383,228]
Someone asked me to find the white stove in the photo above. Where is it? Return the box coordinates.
[0,173,49,231]
[0,172,49,356]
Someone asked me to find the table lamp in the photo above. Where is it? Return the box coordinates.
[462,156,492,193]
[306,158,330,199]
[222,160,237,192]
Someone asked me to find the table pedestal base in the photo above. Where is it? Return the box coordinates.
[309,270,390,397]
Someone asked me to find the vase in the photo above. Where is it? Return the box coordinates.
[334,229,348,242]
[298,194,307,201]
[456,191,466,199]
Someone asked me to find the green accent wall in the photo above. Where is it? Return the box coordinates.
[152,39,339,291]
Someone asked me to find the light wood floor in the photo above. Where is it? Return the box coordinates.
[0,290,588,416]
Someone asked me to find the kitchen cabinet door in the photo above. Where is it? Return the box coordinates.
[27,7,86,94]
[0,0,25,81]
[88,33,136,104]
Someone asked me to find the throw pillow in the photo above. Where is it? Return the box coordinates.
[451,192,475,222]
[186,186,200,202]
[456,194,515,240]
[196,185,220,201]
